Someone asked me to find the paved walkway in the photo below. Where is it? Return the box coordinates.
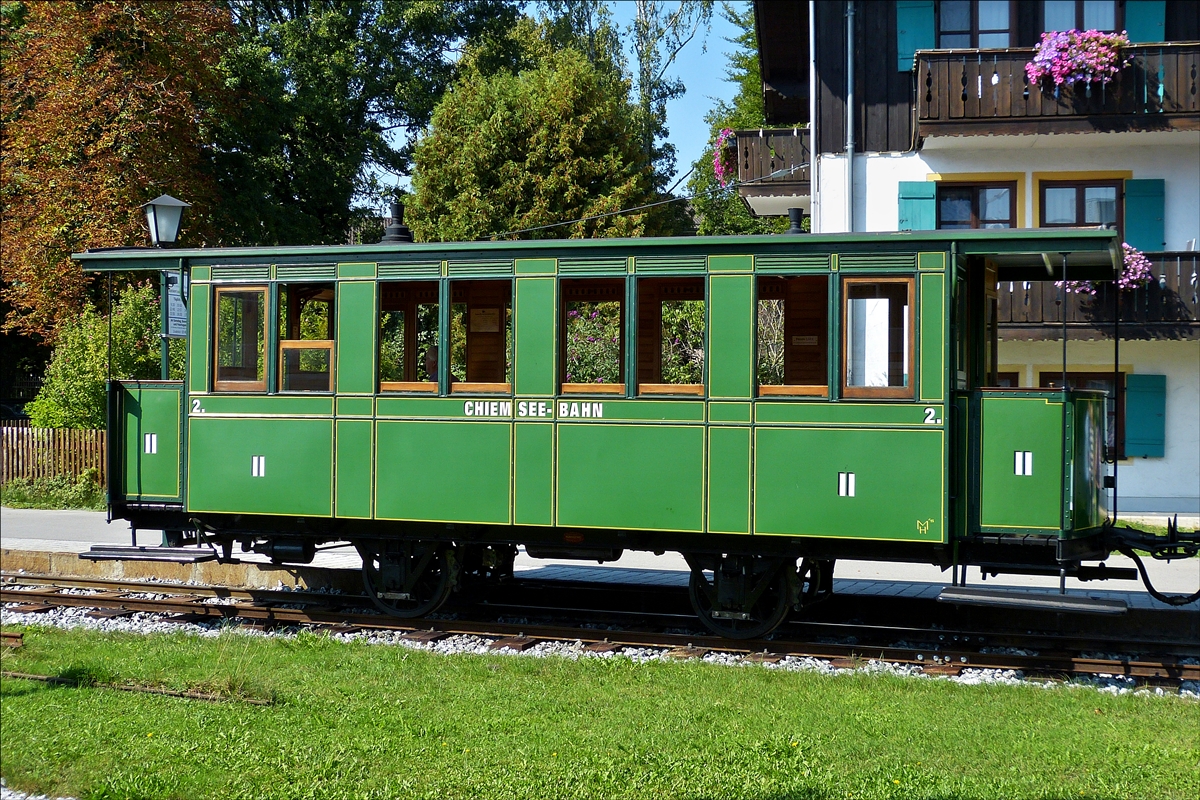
[3,507,1197,608]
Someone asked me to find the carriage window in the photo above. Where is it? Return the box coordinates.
[278,283,334,392]
[214,287,266,392]
[842,278,914,399]
[379,281,439,392]
[637,277,705,396]
[757,276,828,397]
[449,280,512,393]
[562,279,624,394]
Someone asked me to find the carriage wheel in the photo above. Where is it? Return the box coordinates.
[358,541,456,618]
[687,554,790,639]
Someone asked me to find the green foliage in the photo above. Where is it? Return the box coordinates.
[24,283,182,429]
[661,299,705,383]
[213,0,519,246]
[564,302,621,384]
[2,626,1198,799]
[757,298,785,384]
[409,20,659,241]
[0,469,104,510]
[687,2,790,236]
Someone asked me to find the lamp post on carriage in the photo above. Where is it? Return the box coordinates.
[141,195,191,380]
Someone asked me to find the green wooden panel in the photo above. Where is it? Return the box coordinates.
[335,419,373,518]
[191,266,211,281]
[755,427,944,541]
[514,278,556,396]
[336,281,377,394]
[375,421,511,524]
[337,396,373,417]
[194,395,333,416]
[338,262,376,278]
[187,417,332,516]
[708,426,750,534]
[979,397,1064,531]
[561,400,703,422]
[708,255,753,272]
[709,402,751,422]
[898,181,936,231]
[755,402,941,426]
[1125,1,1165,42]
[709,275,753,399]
[919,272,944,402]
[557,424,703,532]
[188,283,211,394]
[896,0,935,71]
[514,423,553,525]
[1125,374,1166,457]
[515,258,556,275]
[123,385,181,500]
[1124,179,1165,252]
[917,252,945,270]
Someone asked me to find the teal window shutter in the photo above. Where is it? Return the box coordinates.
[898,181,937,230]
[896,1,935,72]
[1125,374,1166,458]
[1124,179,1165,252]
[1125,1,1165,43]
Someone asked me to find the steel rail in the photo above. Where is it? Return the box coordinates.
[3,580,1197,684]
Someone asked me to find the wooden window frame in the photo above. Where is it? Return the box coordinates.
[1038,179,1124,240]
[212,285,267,393]
[1040,0,1122,33]
[560,278,626,395]
[755,275,830,398]
[278,339,335,393]
[841,276,916,400]
[936,181,1018,229]
[1039,371,1126,458]
[937,0,1015,49]
[378,279,439,394]
[636,276,707,398]
[449,279,512,395]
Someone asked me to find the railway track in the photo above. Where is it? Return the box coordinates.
[3,573,1197,686]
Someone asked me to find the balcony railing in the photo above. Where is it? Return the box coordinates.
[917,43,1200,135]
[733,128,810,216]
[998,253,1199,339]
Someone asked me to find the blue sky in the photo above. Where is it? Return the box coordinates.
[608,1,744,187]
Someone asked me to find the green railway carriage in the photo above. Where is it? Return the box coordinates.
[77,228,1127,636]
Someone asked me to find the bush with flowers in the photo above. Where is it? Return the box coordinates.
[1057,243,1155,295]
[712,128,736,187]
[1026,29,1131,88]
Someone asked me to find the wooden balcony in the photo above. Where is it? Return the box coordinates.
[999,253,1199,340]
[916,43,1200,137]
[733,128,811,216]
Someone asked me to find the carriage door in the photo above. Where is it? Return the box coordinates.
[118,380,184,504]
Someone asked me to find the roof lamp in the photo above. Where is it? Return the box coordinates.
[141,194,191,247]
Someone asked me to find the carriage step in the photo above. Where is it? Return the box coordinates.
[83,545,216,563]
[937,586,1128,614]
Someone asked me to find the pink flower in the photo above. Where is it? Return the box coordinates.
[713,128,735,187]
[1026,29,1131,87]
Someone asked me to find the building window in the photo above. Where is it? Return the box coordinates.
[938,1,1012,48]
[937,183,1017,229]
[1043,0,1118,33]
[277,284,335,392]
[757,275,828,396]
[637,277,705,396]
[1039,371,1124,458]
[1039,179,1122,238]
[562,279,624,394]
[379,281,439,392]
[842,277,914,399]
[213,287,266,392]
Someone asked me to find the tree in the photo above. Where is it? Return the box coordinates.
[686,2,788,236]
[408,21,660,242]
[1,1,231,342]
[24,282,183,430]
[214,0,520,246]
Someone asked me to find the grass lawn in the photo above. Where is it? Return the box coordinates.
[1,625,1197,800]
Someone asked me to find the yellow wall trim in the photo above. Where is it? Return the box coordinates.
[926,172,1026,229]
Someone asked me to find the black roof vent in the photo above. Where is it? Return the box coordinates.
[784,207,808,235]
[380,201,414,243]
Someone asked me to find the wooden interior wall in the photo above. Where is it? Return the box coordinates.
[453,281,511,383]
[636,278,704,385]
[381,281,438,381]
[758,276,828,386]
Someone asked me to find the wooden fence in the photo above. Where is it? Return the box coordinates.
[1,422,106,486]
